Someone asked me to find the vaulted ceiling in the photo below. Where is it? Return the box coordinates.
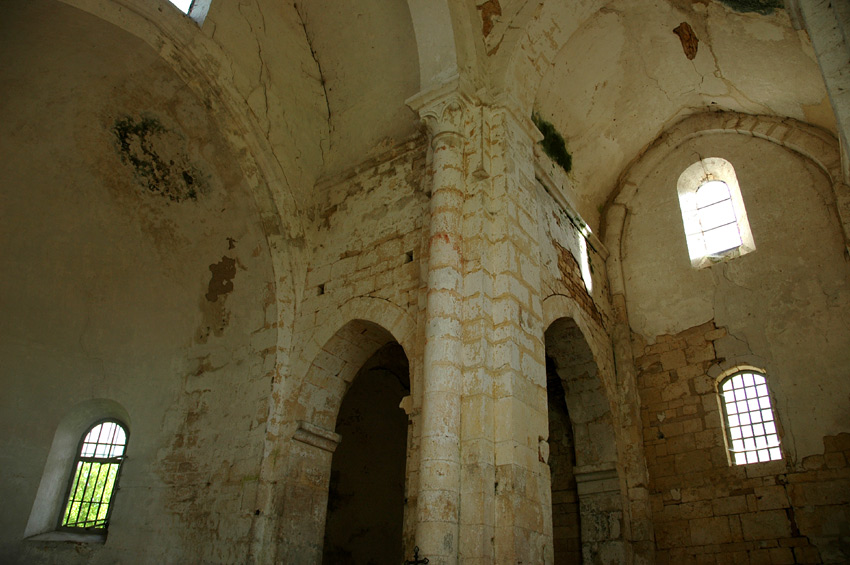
[49,0,834,230]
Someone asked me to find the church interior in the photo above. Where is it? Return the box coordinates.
[1,0,848,563]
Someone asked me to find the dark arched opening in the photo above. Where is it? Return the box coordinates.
[546,355,581,564]
[322,342,410,564]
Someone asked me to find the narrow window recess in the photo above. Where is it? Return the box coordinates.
[579,233,593,294]
[317,284,325,296]
[404,251,414,264]
[677,158,755,268]
[719,371,782,465]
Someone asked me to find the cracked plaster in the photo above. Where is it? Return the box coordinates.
[533,0,833,231]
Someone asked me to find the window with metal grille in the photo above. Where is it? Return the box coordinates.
[719,371,782,465]
[60,420,128,530]
[695,180,742,254]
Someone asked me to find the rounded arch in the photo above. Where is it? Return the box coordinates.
[277,299,414,562]
[292,297,415,383]
[289,296,415,430]
[541,306,629,561]
[543,314,617,469]
[613,112,843,204]
[25,399,131,538]
[496,1,604,119]
[541,294,614,379]
[406,0,460,92]
[604,111,847,296]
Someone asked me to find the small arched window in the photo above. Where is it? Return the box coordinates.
[677,158,755,268]
[59,420,128,530]
[719,371,782,465]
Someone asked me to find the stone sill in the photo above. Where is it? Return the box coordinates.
[27,531,107,544]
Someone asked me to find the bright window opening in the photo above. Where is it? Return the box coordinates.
[168,0,194,13]
[60,421,128,530]
[677,158,755,268]
[696,180,743,253]
[719,371,782,465]
[165,0,211,24]
[579,234,593,294]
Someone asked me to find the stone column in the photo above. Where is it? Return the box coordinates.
[408,88,468,564]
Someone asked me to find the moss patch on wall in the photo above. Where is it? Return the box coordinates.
[532,113,572,174]
[113,115,203,202]
[716,0,783,15]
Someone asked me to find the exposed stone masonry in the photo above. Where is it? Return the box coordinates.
[635,321,850,564]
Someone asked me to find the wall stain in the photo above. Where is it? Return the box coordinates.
[113,115,204,202]
[205,256,236,302]
[477,0,502,38]
[673,22,699,60]
[196,255,236,343]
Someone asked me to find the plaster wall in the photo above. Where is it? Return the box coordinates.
[203,0,328,202]
[0,3,276,562]
[619,130,850,461]
[532,0,831,230]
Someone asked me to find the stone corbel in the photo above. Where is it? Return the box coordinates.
[399,395,420,418]
[292,420,341,453]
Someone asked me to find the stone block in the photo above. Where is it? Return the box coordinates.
[662,379,690,402]
[739,510,791,540]
[660,350,688,371]
[753,485,790,511]
[712,495,748,516]
[689,515,732,545]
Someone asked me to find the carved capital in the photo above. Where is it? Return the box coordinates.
[406,80,471,139]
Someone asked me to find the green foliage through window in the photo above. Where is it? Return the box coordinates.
[62,462,121,529]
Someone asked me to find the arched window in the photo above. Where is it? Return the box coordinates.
[677,158,755,268]
[719,371,782,465]
[59,420,128,531]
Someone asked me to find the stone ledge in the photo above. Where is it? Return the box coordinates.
[292,420,341,453]
[27,531,107,544]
